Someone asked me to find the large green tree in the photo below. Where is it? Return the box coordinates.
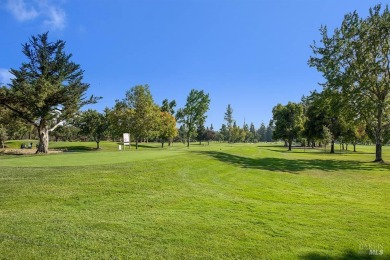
[309,4,390,162]
[123,85,159,149]
[0,33,98,153]
[176,89,210,147]
[272,102,305,151]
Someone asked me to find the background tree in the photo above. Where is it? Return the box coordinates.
[158,111,178,148]
[196,124,206,145]
[0,33,98,153]
[219,124,229,142]
[249,122,256,142]
[0,125,7,148]
[257,122,266,142]
[106,102,132,141]
[123,85,159,149]
[309,4,390,162]
[322,125,333,152]
[224,104,234,143]
[77,109,109,149]
[176,89,210,147]
[266,120,274,142]
[272,102,305,151]
[204,127,216,145]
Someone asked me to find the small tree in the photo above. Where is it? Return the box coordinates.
[77,109,109,149]
[158,111,178,148]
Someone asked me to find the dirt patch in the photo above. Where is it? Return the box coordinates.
[0,149,63,155]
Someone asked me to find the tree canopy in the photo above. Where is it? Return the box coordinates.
[176,89,210,147]
[0,33,99,153]
[309,4,390,162]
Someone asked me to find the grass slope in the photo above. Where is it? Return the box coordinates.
[0,142,389,259]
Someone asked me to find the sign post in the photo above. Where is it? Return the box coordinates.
[123,133,130,150]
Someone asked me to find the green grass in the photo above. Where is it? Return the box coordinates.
[0,141,389,259]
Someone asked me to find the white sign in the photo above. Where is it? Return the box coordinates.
[123,133,130,145]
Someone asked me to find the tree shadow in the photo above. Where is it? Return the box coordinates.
[265,148,375,155]
[301,249,388,259]
[196,151,390,173]
[53,146,96,152]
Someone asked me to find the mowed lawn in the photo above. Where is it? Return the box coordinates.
[0,142,389,259]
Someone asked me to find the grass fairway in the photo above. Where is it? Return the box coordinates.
[0,142,389,259]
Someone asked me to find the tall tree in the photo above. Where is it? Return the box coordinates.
[123,85,159,149]
[0,33,98,153]
[224,104,234,142]
[272,102,305,151]
[176,89,210,147]
[77,109,109,149]
[309,4,390,162]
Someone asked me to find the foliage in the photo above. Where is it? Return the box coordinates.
[0,125,7,148]
[123,85,159,149]
[176,89,210,147]
[76,109,109,149]
[0,33,99,153]
[309,4,390,162]
[322,125,333,152]
[272,102,305,150]
[161,99,176,115]
[224,104,234,142]
[157,111,178,147]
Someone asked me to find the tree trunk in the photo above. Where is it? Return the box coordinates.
[96,141,100,149]
[136,140,139,149]
[161,141,164,148]
[373,110,384,162]
[375,143,383,162]
[330,140,335,154]
[288,139,292,151]
[36,125,49,153]
[353,144,356,152]
[187,136,190,148]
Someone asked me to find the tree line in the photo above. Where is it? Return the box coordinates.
[271,4,390,162]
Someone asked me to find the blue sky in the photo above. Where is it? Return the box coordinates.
[0,0,383,129]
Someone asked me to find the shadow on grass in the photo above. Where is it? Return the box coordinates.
[196,151,390,173]
[53,146,96,152]
[301,249,388,259]
[265,148,375,155]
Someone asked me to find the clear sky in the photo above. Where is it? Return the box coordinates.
[0,0,384,129]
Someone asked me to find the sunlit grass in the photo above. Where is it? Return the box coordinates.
[0,142,389,258]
